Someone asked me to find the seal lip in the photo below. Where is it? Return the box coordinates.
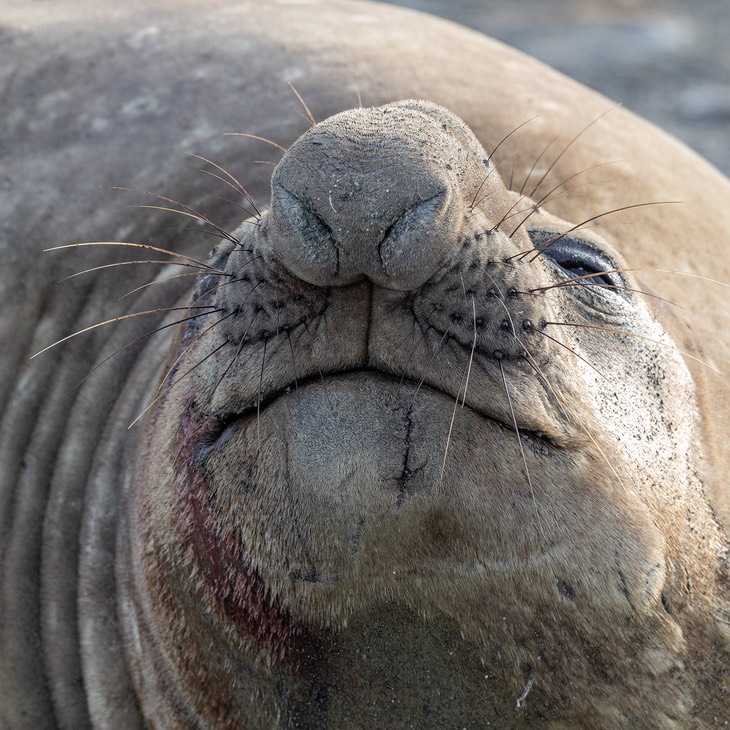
[208,368,565,451]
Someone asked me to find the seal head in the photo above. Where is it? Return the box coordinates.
[121,101,729,728]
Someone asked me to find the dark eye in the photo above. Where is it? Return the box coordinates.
[528,231,621,289]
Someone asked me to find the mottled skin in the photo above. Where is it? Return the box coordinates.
[1,1,729,729]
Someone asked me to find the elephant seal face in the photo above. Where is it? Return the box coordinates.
[122,101,729,727]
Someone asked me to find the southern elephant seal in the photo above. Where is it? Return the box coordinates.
[1,0,728,728]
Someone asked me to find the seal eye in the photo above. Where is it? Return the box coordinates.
[528,231,621,289]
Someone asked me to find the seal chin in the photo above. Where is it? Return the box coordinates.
[189,370,575,576]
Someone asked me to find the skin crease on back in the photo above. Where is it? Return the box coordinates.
[0,0,729,729]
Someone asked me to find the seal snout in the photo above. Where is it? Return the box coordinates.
[270,179,454,290]
[266,101,486,290]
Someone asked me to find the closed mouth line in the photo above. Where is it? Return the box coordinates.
[208,367,560,449]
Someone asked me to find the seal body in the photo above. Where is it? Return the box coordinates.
[1,1,728,728]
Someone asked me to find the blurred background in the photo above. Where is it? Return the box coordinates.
[377,0,730,176]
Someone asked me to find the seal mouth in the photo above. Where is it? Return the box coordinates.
[209,367,563,450]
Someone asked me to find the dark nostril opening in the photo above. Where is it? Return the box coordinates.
[274,185,335,243]
[268,184,342,284]
[375,188,455,288]
[378,190,447,247]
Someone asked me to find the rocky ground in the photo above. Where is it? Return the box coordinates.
[379,0,730,176]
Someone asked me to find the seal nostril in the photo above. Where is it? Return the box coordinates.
[378,191,446,246]
[377,189,451,287]
[269,184,340,284]
[288,191,335,243]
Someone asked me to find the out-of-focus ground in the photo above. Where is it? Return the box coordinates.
[378,0,730,176]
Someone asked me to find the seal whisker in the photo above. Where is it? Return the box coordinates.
[460,291,478,407]
[256,337,269,448]
[507,167,619,236]
[61,259,221,282]
[517,201,681,263]
[130,336,230,429]
[30,305,218,359]
[523,353,636,494]
[74,308,225,390]
[532,328,610,382]
[439,294,477,483]
[155,222,253,246]
[531,161,621,207]
[518,133,562,197]
[531,265,729,306]
[407,323,452,409]
[120,272,209,299]
[485,116,539,184]
[469,165,502,213]
[498,357,546,539]
[469,186,502,217]
[524,177,610,212]
[154,310,238,398]
[225,132,288,154]
[211,312,261,397]
[132,204,239,244]
[112,186,241,246]
[188,152,262,219]
[45,241,226,273]
[523,106,617,200]
[544,320,723,373]
[199,189,261,224]
[489,193,528,234]
[499,202,541,229]
[287,81,317,127]
[532,277,682,309]
[634,268,730,289]
[286,331,299,390]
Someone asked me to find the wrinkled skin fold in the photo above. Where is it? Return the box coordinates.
[1,1,729,729]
